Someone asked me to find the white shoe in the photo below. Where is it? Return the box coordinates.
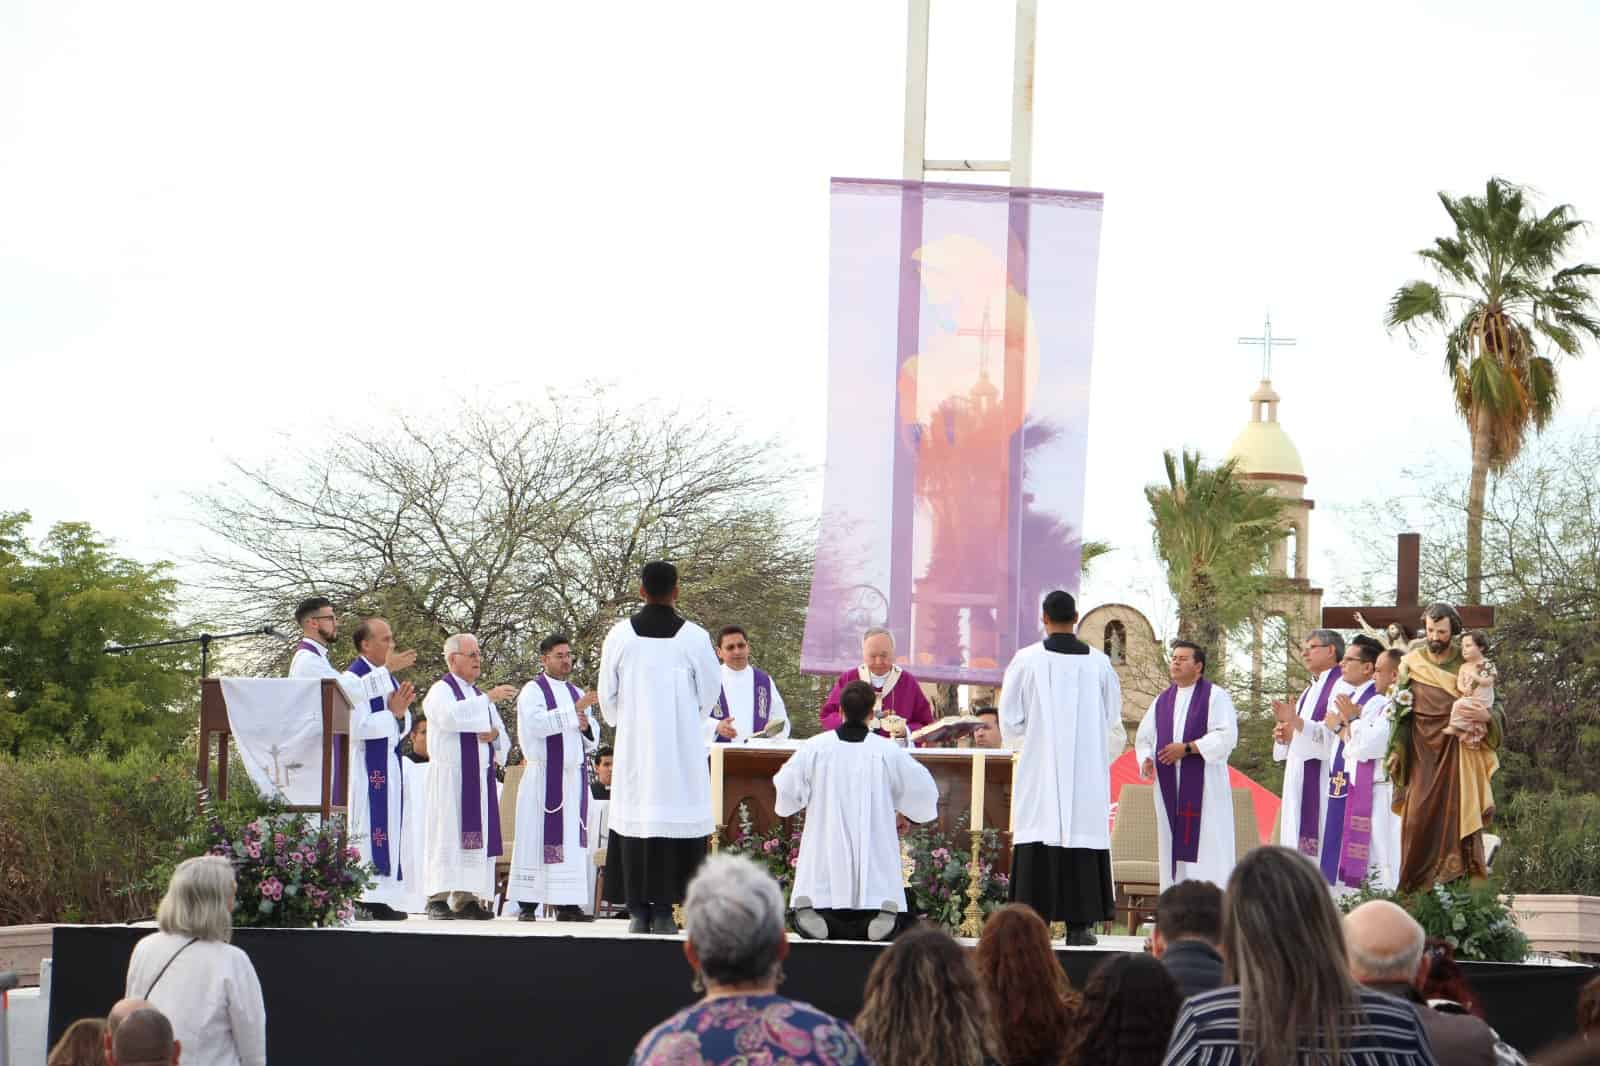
[867,901,899,942]
[792,897,829,941]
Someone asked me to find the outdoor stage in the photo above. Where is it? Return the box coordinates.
[48,917,1592,1064]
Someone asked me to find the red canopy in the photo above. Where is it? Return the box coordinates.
[1108,749,1280,845]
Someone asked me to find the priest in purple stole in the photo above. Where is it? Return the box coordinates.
[706,624,791,744]
[340,618,418,921]
[819,628,933,745]
[1272,629,1357,864]
[508,633,600,922]
[1134,640,1238,890]
[420,633,516,921]
[1323,638,1402,891]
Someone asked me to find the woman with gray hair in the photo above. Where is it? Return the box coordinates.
[628,854,870,1066]
[124,855,266,1066]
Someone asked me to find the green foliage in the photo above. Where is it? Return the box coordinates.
[1386,178,1600,600]
[1494,789,1600,896]
[0,748,270,924]
[0,513,197,756]
[1336,878,1530,962]
[1145,450,1286,657]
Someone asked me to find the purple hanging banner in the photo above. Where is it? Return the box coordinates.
[801,178,1103,684]
[1154,679,1212,876]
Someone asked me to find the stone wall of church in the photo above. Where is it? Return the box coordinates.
[1078,603,1166,726]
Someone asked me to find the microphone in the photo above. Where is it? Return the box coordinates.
[262,625,294,643]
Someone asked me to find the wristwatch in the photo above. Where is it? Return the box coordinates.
[1184,741,1195,756]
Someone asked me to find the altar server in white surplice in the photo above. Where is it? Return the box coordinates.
[509,632,600,922]
[341,617,419,921]
[777,679,937,942]
[397,717,432,914]
[705,624,790,745]
[1272,629,1356,866]
[1135,640,1238,891]
[599,561,723,935]
[1001,590,1126,947]
[421,633,515,920]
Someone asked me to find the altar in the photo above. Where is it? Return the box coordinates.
[709,745,1016,874]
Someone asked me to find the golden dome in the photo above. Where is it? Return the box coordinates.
[1226,380,1305,479]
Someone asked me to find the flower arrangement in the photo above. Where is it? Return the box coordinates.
[902,814,1010,933]
[723,801,803,905]
[205,804,375,928]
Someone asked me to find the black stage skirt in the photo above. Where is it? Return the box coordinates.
[602,831,708,905]
[1008,844,1114,925]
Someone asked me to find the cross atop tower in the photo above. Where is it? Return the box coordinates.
[957,304,1005,379]
[1238,313,1297,379]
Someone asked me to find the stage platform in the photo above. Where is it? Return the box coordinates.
[48,916,1592,1064]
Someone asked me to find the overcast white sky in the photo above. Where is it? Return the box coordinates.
[5,0,1599,633]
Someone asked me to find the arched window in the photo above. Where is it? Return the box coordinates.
[1104,620,1127,664]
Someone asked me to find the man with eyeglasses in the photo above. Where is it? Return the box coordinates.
[1272,628,1356,866]
[288,596,343,679]
[1317,636,1401,892]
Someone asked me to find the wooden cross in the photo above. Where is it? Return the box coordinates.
[1321,533,1496,637]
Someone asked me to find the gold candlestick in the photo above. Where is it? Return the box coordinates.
[959,827,985,938]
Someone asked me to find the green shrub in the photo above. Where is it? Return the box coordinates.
[1337,878,1530,962]
[0,749,269,924]
[1493,789,1600,896]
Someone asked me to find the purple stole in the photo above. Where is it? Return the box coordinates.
[441,674,503,857]
[1327,683,1380,887]
[711,668,772,743]
[1154,680,1212,876]
[1295,669,1343,858]
[347,657,402,879]
[533,675,590,864]
[294,639,324,658]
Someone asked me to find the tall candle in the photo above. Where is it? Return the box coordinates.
[971,749,986,831]
[710,744,726,827]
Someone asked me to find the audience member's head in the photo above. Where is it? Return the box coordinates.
[1344,900,1426,990]
[681,854,788,996]
[1418,937,1484,1017]
[109,1007,178,1066]
[102,999,150,1066]
[1064,953,1182,1066]
[1153,879,1223,953]
[975,904,1079,1066]
[839,681,876,727]
[156,855,236,944]
[1223,846,1360,1065]
[1579,974,1600,1039]
[858,925,988,1066]
[971,707,1000,749]
[1537,1036,1600,1066]
[48,1017,107,1066]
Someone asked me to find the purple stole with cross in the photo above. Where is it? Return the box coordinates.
[1295,669,1343,858]
[347,656,402,879]
[1327,683,1380,887]
[710,668,773,743]
[441,674,503,857]
[1154,679,1212,876]
[533,675,591,864]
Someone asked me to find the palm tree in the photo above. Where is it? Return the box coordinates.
[1146,450,1285,658]
[1387,177,1600,603]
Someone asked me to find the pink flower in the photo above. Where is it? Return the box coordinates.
[289,851,305,864]
[345,847,361,861]
[260,877,284,901]
[245,841,262,859]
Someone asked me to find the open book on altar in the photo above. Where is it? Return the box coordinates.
[911,715,985,747]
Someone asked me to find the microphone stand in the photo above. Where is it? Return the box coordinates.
[104,626,283,678]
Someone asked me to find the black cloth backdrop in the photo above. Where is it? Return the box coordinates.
[48,925,1592,1064]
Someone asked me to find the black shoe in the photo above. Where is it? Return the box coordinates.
[649,905,678,935]
[1063,925,1098,947]
[517,905,540,923]
[454,900,494,921]
[361,902,408,921]
[426,900,454,920]
[556,905,595,923]
[627,906,650,934]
